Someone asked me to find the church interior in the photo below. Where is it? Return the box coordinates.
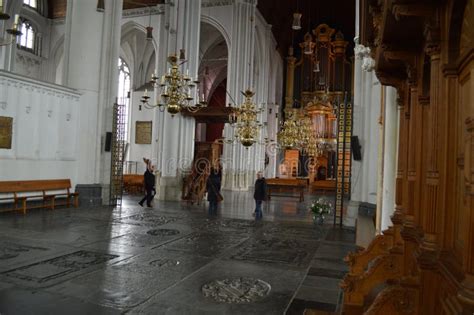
[0,0,473,314]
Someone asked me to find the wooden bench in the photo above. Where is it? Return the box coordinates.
[266,178,308,202]
[312,179,336,193]
[0,179,79,214]
[123,174,144,195]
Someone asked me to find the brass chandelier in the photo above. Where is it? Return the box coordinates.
[140,54,207,116]
[224,89,265,147]
[277,109,322,157]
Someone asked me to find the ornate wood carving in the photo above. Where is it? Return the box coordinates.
[383,51,419,86]
[344,1,473,314]
[344,231,394,274]
[342,253,404,308]
[365,284,418,315]
[391,3,436,21]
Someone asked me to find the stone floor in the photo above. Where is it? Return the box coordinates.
[0,191,355,314]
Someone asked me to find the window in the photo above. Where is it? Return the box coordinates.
[23,0,37,9]
[17,20,35,51]
[118,58,131,141]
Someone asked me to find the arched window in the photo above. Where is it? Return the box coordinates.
[17,19,35,52]
[23,0,37,9]
[118,58,131,141]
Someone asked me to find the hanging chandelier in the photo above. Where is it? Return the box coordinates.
[225,89,264,147]
[278,110,299,149]
[140,54,206,116]
[0,9,22,47]
[277,109,323,157]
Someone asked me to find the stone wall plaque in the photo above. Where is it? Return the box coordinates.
[0,116,13,149]
[135,121,152,144]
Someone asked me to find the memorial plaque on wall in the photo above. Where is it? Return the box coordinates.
[0,116,13,149]
[135,121,152,144]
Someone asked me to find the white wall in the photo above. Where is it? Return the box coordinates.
[0,70,81,187]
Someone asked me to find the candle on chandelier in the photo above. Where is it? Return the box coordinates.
[13,14,19,29]
[144,89,148,96]
[161,75,165,84]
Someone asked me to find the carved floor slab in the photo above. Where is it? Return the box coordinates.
[131,259,305,314]
[262,223,326,240]
[162,232,249,257]
[113,214,182,227]
[202,277,271,303]
[0,241,49,261]
[47,250,211,310]
[228,237,319,268]
[1,250,121,288]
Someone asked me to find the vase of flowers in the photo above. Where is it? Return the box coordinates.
[309,198,332,225]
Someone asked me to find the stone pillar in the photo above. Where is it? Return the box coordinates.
[63,0,123,202]
[375,85,385,233]
[381,86,398,231]
[350,41,365,204]
[351,43,378,207]
[222,0,257,191]
[155,0,201,200]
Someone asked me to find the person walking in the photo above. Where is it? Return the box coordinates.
[206,167,221,216]
[139,158,155,208]
[253,171,267,220]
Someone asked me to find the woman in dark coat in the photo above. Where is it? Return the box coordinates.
[206,168,221,216]
[254,171,267,220]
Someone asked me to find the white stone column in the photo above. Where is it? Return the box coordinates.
[63,0,123,194]
[350,41,365,203]
[155,0,201,200]
[381,86,399,230]
[375,85,384,233]
[98,0,123,203]
[222,0,257,191]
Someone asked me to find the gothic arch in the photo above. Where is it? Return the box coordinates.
[200,15,231,53]
[120,21,157,89]
[447,0,468,63]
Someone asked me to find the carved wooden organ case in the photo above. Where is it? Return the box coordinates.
[284,23,352,187]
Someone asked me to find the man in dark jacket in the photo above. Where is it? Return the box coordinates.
[139,158,155,207]
[206,168,221,216]
[254,171,267,220]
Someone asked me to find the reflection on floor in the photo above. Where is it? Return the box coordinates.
[0,191,355,314]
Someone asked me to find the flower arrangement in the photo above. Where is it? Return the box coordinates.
[309,198,332,217]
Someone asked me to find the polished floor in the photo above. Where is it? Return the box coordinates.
[0,191,355,314]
